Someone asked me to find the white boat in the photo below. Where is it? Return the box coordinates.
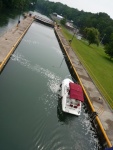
[60,78,84,116]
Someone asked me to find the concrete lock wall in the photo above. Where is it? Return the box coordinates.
[54,27,112,148]
[0,16,34,72]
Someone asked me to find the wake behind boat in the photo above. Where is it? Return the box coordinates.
[60,78,84,116]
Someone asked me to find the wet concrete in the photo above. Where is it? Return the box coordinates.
[54,26,113,146]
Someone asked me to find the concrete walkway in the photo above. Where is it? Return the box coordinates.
[0,16,34,71]
[54,26,113,146]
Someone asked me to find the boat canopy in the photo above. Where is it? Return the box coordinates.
[69,82,84,102]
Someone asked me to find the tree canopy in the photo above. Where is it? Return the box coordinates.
[1,0,113,46]
[84,27,100,46]
[60,18,66,25]
[0,0,37,9]
[105,33,113,60]
[36,0,113,45]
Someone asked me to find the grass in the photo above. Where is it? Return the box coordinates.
[61,26,113,109]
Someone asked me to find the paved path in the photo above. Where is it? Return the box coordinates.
[0,16,34,71]
[54,26,113,147]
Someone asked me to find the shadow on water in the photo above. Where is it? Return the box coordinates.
[56,91,104,150]
[0,9,20,26]
[0,9,25,36]
[83,95,105,150]
[0,8,36,35]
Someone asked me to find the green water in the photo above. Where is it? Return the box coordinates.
[0,12,103,150]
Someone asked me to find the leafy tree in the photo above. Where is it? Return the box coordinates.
[84,27,100,46]
[105,33,113,60]
[36,0,113,45]
[103,26,113,44]
[0,0,3,9]
[1,0,113,46]
[0,0,37,9]
[60,18,66,25]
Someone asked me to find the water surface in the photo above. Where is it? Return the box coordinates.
[0,15,102,150]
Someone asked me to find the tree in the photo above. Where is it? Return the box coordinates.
[60,18,66,25]
[84,27,100,46]
[0,0,3,9]
[105,33,113,60]
[36,0,113,45]
[0,0,37,9]
[103,26,113,44]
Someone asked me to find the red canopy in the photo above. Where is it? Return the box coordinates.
[69,82,84,102]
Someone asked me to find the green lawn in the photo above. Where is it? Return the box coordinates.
[61,27,113,109]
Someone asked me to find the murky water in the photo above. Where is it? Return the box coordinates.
[0,11,103,150]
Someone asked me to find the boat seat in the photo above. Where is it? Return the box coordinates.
[74,105,77,108]
[70,104,73,107]
[77,103,80,106]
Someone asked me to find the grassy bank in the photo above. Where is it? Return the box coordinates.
[61,26,113,108]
